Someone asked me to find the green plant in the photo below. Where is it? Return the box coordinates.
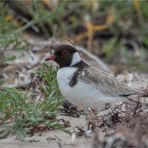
[0,64,64,140]
[0,1,31,64]
[37,63,61,96]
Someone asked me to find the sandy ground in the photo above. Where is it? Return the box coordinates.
[0,116,94,148]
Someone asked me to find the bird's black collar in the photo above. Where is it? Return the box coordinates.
[69,60,88,87]
[71,60,87,69]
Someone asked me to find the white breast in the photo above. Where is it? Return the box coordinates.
[57,67,120,108]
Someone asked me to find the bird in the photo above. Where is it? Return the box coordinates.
[45,43,142,109]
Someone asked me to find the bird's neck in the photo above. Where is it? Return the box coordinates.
[70,52,81,66]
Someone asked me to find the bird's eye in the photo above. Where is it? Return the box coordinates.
[61,50,68,56]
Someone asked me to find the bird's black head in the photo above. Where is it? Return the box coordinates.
[46,44,81,68]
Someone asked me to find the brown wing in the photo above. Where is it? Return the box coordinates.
[78,66,141,97]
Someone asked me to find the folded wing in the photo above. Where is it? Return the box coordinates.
[78,66,142,98]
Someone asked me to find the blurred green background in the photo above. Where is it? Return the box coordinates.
[0,0,148,71]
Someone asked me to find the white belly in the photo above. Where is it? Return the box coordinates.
[57,67,119,108]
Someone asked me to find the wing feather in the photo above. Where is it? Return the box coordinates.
[78,66,141,97]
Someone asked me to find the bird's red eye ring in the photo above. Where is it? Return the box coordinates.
[61,50,67,56]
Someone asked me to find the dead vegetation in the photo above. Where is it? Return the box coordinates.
[91,100,148,148]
